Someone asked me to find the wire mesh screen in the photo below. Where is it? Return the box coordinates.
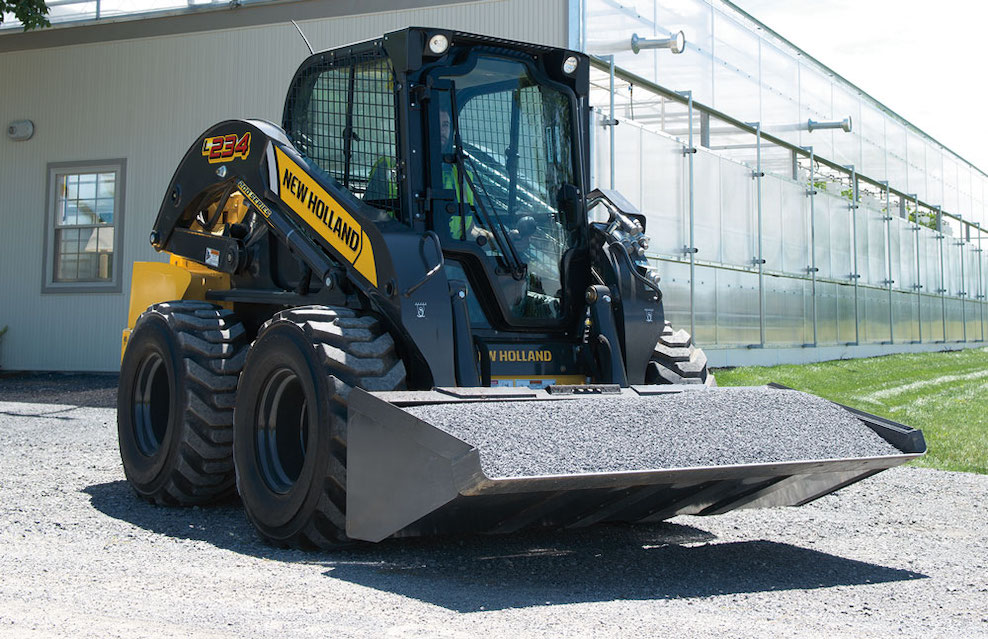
[285,50,401,219]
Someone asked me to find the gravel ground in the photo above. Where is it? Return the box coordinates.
[405,388,900,478]
[1,378,986,639]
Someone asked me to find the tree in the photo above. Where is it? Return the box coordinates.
[0,0,50,31]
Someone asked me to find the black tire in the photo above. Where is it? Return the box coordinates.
[645,321,716,387]
[233,306,405,548]
[117,301,247,505]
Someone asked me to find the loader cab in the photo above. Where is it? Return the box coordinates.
[281,29,592,333]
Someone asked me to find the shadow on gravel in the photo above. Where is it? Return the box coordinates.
[85,481,271,556]
[321,535,928,611]
[86,480,927,611]
[0,406,90,420]
[0,372,118,408]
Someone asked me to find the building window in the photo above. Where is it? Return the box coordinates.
[44,160,125,293]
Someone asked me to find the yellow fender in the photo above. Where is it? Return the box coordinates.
[121,256,230,361]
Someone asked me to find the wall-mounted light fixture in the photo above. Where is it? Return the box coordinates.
[7,119,34,141]
[631,31,686,55]
[806,117,852,133]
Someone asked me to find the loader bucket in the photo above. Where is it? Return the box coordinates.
[345,384,925,542]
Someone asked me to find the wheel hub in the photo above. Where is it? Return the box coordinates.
[256,368,310,494]
[133,352,170,456]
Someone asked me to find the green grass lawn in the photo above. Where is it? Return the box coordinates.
[714,347,988,474]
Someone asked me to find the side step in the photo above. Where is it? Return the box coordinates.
[345,385,925,542]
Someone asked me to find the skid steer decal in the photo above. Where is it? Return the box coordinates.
[235,180,272,219]
[273,146,378,287]
[490,349,553,363]
[202,132,251,163]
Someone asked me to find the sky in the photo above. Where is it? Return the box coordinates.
[731,0,988,173]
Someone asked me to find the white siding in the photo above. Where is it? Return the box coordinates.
[0,0,567,371]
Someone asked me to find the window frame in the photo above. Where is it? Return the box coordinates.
[42,159,127,294]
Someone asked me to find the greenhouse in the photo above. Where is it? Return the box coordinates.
[582,0,986,361]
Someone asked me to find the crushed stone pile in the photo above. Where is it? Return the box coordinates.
[404,387,902,478]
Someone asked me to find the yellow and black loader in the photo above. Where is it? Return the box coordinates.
[117,28,924,547]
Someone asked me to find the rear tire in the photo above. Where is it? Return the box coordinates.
[645,321,715,386]
[233,306,405,548]
[117,301,247,504]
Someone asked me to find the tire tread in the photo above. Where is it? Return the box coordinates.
[133,301,246,505]
[243,305,405,548]
[646,321,716,387]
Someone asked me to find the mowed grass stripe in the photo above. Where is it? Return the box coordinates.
[714,347,988,474]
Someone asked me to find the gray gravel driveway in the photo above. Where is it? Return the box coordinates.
[0,375,985,638]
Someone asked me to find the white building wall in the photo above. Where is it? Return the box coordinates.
[0,0,567,371]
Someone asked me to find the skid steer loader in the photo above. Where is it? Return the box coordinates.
[117,27,924,548]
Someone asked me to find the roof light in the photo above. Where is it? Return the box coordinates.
[428,34,449,55]
[562,55,579,74]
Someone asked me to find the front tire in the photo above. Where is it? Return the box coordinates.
[233,306,405,548]
[117,301,247,504]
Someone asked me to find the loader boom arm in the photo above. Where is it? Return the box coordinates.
[151,119,391,290]
[148,118,460,388]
